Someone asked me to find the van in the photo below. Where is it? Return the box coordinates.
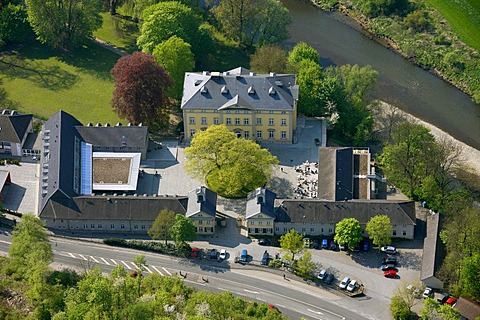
[261,250,269,265]
[240,249,248,262]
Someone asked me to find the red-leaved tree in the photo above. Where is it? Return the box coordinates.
[111,52,173,128]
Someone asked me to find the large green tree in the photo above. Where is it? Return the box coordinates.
[250,44,287,74]
[184,125,279,198]
[296,251,315,276]
[459,252,480,302]
[366,215,392,248]
[0,3,31,46]
[6,214,52,280]
[279,229,304,261]
[421,298,460,320]
[378,121,436,199]
[148,209,177,245]
[286,42,320,72]
[212,0,291,48]
[334,218,363,250]
[111,51,172,128]
[25,0,102,50]
[169,214,196,244]
[152,35,194,100]
[136,1,201,54]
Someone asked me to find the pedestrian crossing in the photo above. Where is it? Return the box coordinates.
[57,251,177,277]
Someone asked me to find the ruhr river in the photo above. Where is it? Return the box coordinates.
[282,0,480,150]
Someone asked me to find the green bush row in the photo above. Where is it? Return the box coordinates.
[103,238,192,258]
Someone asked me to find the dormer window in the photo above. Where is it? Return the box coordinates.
[221,86,228,94]
[257,196,264,204]
[248,86,255,95]
[269,87,276,95]
[197,194,204,203]
[196,186,205,203]
[201,86,208,94]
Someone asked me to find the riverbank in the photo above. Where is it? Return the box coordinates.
[307,0,479,104]
[376,101,480,176]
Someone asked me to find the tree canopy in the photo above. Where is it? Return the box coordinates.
[296,251,315,276]
[250,45,288,74]
[111,51,172,128]
[287,42,320,72]
[184,125,279,198]
[0,3,31,47]
[366,215,392,248]
[169,214,197,244]
[148,209,177,244]
[212,0,291,48]
[334,218,363,250]
[279,229,304,261]
[25,0,102,50]
[152,35,195,100]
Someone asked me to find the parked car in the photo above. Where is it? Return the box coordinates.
[445,297,457,306]
[219,249,227,260]
[261,250,270,265]
[347,279,358,292]
[240,249,248,262]
[339,277,350,289]
[380,246,397,254]
[362,241,370,251]
[339,243,347,251]
[324,273,335,285]
[383,270,397,278]
[317,269,327,280]
[330,242,338,251]
[312,238,320,249]
[209,249,218,259]
[258,239,271,246]
[381,264,397,271]
[322,239,329,249]
[382,257,398,265]
[423,287,433,298]
[436,293,448,304]
[303,238,312,248]
[191,247,200,258]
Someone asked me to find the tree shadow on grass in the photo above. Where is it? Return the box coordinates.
[0,55,78,90]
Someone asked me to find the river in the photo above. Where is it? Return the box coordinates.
[281,0,480,150]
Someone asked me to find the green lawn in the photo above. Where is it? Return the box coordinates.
[425,0,480,51]
[94,12,139,53]
[0,41,122,124]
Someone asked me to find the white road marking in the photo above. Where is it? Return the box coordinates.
[110,259,117,265]
[121,261,132,270]
[68,252,76,258]
[131,262,140,269]
[162,267,171,276]
[100,257,110,265]
[217,287,228,291]
[89,256,99,263]
[256,298,266,302]
[276,304,286,308]
[144,266,152,273]
[78,254,88,261]
[151,265,163,276]
[244,289,259,294]
[308,309,324,315]
[0,240,11,244]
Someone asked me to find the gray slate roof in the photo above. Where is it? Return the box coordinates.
[275,199,416,225]
[421,213,442,280]
[76,126,148,149]
[246,188,277,219]
[181,67,298,111]
[0,113,33,144]
[186,186,217,218]
[318,147,353,201]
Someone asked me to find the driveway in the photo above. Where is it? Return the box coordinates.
[1,162,39,215]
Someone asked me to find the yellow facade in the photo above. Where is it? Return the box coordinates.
[188,212,215,235]
[183,107,297,143]
[246,213,274,236]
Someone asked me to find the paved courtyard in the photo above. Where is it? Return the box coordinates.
[1,162,39,215]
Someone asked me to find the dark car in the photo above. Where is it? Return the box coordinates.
[381,264,397,271]
[209,249,218,259]
[329,242,338,251]
[261,250,270,265]
[322,239,329,249]
[362,241,370,251]
[324,273,335,285]
[258,239,271,246]
[382,257,398,265]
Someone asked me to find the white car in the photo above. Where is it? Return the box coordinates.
[423,287,433,298]
[339,276,350,289]
[219,249,227,260]
[347,279,357,292]
[317,269,327,280]
[380,246,397,254]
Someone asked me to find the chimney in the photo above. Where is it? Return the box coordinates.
[256,188,265,204]
[196,186,205,203]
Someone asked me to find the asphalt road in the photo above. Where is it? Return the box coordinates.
[0,235,371,320]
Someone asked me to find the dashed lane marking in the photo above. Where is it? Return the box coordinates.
[89,256,99,263]
[121,261,132,270]
[78,254,88,261]
[110,259,117,265]
[100,258,110,265]
[162,267,172,276]
[144,266,152,273]
[151,265,163,276]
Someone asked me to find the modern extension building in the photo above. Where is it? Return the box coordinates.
[181,67,299,143]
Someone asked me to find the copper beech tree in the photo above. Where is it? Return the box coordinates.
[110,52,172,128]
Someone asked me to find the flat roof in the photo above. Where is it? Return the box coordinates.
[92,152,141,191]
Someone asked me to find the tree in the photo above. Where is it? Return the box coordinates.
[111,52,172,128]
[250,45,287,74]
[296,251,315,276]
[286,42,320,72]
[148,209,177,245]
[152,36,195,100]
[366,215,392,248]
[169,214,196,244]
[184,125,279,198]
[421,298,460,320]
[279,229,303,261]
[391,280,423,318]
[136,2,201,54]
[390,295,412,320]
[25,0,102,50]
[378,121,436,199]
[0,3,32,45]
[459,253,480,302]
[5,214,52,280]
[328,64,378,106]
[334,218,363,250]
[296,59,324,116]
[213,0,291,48]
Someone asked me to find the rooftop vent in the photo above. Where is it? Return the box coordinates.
[221,86,228,94]
[194,79,202,86]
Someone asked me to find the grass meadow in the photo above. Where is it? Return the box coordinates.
[0,41,122,124]
[425,0,480,51]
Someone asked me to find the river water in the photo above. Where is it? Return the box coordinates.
[281,0,480,150]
